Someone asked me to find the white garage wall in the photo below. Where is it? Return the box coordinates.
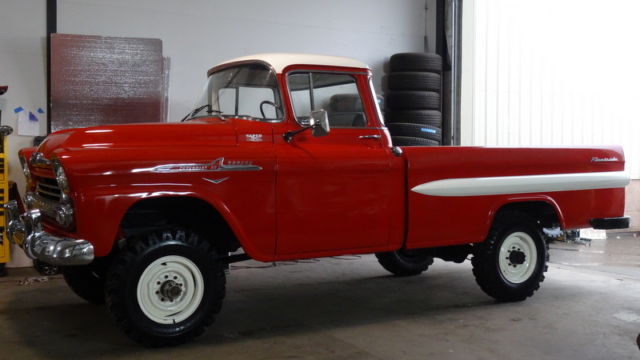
[461,0,640,178]
[58,0,427,123]
[0,0,429,267]
[0,0,49,267]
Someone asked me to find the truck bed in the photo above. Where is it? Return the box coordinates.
[402,146,628,248]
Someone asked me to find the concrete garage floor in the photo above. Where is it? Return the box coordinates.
[1,235,639,360]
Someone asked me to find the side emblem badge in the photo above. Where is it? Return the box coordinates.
[203,177,229,184]
[246,134,263,142]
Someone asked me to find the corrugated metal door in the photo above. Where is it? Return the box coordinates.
[464,0,640,178]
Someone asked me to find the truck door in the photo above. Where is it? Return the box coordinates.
[275,71,402,255]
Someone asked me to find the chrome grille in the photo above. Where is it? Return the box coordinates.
[36,177,62,202]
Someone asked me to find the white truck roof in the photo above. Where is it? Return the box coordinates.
[213,53,370,73]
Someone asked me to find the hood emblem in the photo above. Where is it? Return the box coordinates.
[147,157,262,173]
[30,152,51,166]
[591,157,619,163]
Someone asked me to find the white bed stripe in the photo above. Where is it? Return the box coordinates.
[411,171,630,197]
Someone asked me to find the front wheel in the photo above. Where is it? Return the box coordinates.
[105,228,225,347]
[472,211,548,302]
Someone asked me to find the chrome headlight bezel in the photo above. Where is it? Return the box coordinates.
[51,157,71,203]
[50,157,76,229]
[19,153,32,185]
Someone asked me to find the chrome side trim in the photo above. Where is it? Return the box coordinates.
[411,171,630,197]
[358,134,381,140]
[136,157,262,174]
[591,157,619,162]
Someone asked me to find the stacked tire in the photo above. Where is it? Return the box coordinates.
[385,53,443,146]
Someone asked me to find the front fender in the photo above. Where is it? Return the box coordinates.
[73,186,273,260]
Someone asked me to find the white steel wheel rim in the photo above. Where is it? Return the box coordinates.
[498,232,538,284]
[136,255,204,324]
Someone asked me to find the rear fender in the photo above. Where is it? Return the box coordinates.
[486,195,566,238]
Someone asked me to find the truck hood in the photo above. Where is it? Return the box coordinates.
[37,118,237,157]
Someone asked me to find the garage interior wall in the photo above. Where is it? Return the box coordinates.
[58,0,428,124]
[461,0,640,230]
[0,0,431,266]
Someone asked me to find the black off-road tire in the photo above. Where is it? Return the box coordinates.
[385,110,442,127]
[390,52,443,73]
[387,123,442,142]
[388,72,441,92]
[472,211,549,302]
[375,249,434,276]
[392,136,440,147]
[63,264,106,304]
[386,91,440,111]
[0,263,6,277]
[105,228,226,347]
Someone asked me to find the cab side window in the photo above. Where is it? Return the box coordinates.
[288,72,367,128]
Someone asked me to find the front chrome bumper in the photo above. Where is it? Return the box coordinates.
[3,200,94,265]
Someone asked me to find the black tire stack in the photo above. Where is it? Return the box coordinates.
[385,53,443,146]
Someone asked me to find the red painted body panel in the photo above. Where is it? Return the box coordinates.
[402,146,626,248]
[19,59,628,263]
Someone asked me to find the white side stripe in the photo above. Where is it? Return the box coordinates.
[411,171,630,197]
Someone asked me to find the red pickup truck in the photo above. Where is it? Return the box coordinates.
[4,53,630,346]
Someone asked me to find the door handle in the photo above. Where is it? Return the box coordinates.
[358,134,381,140]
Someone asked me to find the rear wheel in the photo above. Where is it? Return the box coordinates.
[375,249,434,276]
[472,211,548,302]
[105,228,225,347]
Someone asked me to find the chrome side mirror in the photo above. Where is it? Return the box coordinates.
[309,110,330,138]
[283,109,331,142]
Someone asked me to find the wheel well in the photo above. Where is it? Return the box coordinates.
[119,196,240,254]
[495,201,561,229]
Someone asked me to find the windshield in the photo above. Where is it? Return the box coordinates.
[185,63,283,121]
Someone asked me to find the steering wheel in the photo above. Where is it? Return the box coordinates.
[260,100,282,119]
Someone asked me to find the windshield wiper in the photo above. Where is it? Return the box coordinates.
[180,105,222,122]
